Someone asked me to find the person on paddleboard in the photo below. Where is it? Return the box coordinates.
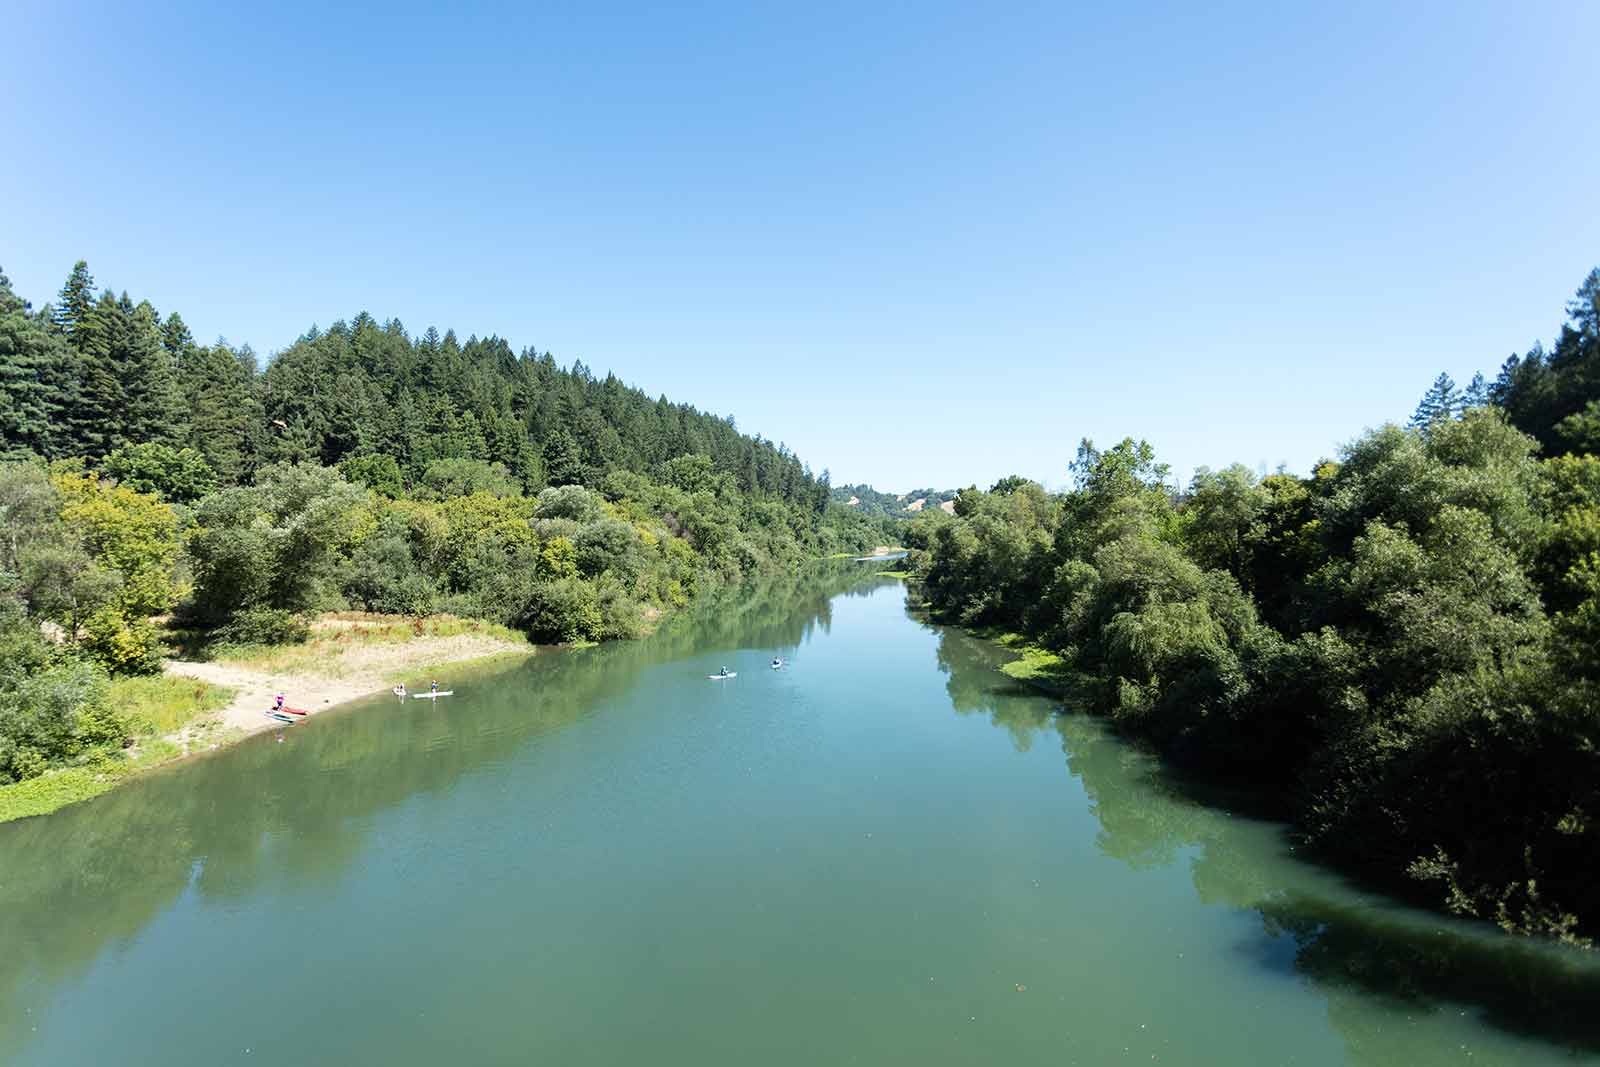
[431,679,439,695]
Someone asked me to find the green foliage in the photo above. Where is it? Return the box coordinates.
[340,453,406,496]
[1491,268,1600,452]
[213,606,311,647]
[0,610,128,785]
[1410,371,1461,428]
[0,269,69,460]
[419,458,519,500]
[0,760,130,824]
[0,260,898,814]
[911,298,1600,944]
[103,442,218,503]
[518,578,603,644]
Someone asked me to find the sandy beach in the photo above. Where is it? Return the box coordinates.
[163,626,534,742]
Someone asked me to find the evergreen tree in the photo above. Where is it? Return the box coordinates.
[181,344,260,484]
[543,429,586,486]
[72,292,129,456]
[127,299,187,446]
[0,269,61,459]
[161,311,196,373]
[1461,370,1489,409]
[50,260,96,345]
[1410,372,1461,429]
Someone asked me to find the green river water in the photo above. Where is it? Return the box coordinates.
[1,568,1597,1065]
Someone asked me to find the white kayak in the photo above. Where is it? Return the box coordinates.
[707,673,737,680]
[411,691,454,699]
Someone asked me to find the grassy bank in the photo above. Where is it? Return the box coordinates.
[0,613,534,826]
[0,674,235,824]
[202,614,529,677]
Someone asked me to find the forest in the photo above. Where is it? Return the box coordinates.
[902,267,1600,944]
[0,261,893,788]
[832,483,959,518]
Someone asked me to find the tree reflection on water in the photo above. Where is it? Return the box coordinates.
[928,618,1600,1061]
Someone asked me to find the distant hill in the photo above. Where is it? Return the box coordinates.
[832,484,959,519]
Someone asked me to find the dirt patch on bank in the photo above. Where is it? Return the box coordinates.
[164,631,532,738]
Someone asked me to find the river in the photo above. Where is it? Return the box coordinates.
[1,569,1596,1065]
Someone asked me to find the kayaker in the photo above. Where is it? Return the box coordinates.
[719,666,729,677]
[771,658,781,669]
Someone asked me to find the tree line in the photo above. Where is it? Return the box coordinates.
[902,267,1600,944]
[0,260,892,787]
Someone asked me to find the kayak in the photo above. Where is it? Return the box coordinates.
[412,691,454,699]
[265,711,295,724]
[708,673,737,680]
[277,707,308,716]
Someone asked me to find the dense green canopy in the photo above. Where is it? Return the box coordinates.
[905,267,1600,945]
[0,260,891,788]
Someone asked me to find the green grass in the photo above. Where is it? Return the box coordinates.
[983,631,1084,699]
[110,674,235,735]
[0,674,236,825]
[211,614,530,675]
[1,614,533,825]
[0,760,131,824]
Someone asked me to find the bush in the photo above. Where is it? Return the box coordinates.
[340,453,406,497]
[80,609,165,675]
[518,578,602,644]
[420,458,519,500]
[103,443,218,503]
[0,660,123,784]
[215,607,310,646]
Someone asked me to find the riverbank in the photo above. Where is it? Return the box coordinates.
[0,614,535,825]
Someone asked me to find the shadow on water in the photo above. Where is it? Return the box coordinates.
[0,561,893,1061]
[923,615,1600,1060]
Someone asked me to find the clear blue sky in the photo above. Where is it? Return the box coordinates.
[5,1,1597,492]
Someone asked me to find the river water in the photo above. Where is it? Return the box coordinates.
[1,570,1596,1065]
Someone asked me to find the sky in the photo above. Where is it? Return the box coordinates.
[4,1,1598,493]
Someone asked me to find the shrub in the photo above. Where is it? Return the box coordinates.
[80,609,165,675]
[215,607,310,646]
[518,578,602,644]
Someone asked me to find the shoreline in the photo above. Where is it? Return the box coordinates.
[163,631,534,740]
[0,621,536,825]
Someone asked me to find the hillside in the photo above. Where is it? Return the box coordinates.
[833,483,959,518]
[0,259,894,795]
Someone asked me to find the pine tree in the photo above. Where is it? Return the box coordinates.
[51,260,96,344]
[0,269,63,458]
[162,312,196,373]
[182,343,261,483]
[1410,372,1461,429]
[72,292,129,456]
[126,299,187,446]
[1461,371,1490,409]
[543,429,586,486]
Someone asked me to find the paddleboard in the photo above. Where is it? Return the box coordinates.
[708,673,737,680]
[411,691,454,699]
[265,711,295,724]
